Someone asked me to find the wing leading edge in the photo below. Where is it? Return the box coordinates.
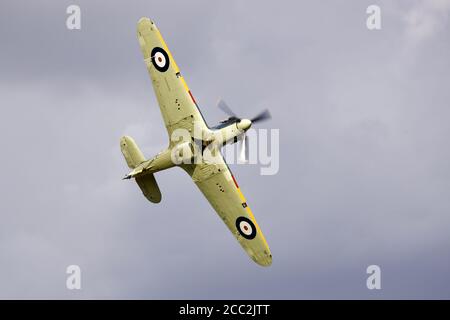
[137,18,208,137]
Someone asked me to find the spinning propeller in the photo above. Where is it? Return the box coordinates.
[217,99,272,163]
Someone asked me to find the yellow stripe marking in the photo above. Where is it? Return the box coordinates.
[154,27,193,98]
[180,77,190,92]
[235,186,269,248]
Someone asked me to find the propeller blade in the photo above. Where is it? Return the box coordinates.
[251,109,271,123]
[217,99,237,118]
[239,134,248,163]
[245,134,249,161]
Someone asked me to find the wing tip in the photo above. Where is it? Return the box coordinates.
[254,254,272,267]
[249,249,272,267]
[137,17,157,30]
[138,17,154,25]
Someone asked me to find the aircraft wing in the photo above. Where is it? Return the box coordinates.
[183,156,272,266]
[137,18,208,137]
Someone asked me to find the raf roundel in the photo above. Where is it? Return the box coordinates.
[236,217,257,240]
[151,47,170,72]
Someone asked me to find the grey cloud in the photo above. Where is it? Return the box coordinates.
[0,0,450,298]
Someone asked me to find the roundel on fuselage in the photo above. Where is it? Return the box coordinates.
[151,47,170,72]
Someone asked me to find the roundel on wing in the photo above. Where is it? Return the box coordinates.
[236,217,257,240]
[151,47,170,72]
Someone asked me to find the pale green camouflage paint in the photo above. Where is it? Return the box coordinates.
[120,18,272,266]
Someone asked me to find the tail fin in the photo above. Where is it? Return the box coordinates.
[120,136,146,169]
[120,136,162,203]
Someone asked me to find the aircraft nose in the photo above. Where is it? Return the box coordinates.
[237,119,252,131]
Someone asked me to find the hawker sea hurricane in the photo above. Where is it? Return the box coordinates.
[120,18,272,266]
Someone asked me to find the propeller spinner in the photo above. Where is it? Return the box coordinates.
[217,99,272,162]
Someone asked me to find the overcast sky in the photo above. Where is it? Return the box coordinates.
[1,0,450,299]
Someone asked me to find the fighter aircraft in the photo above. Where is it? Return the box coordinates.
[120,18,272,266]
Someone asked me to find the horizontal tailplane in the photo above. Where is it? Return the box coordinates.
[120,136,162,203]
[136,174,162,203]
